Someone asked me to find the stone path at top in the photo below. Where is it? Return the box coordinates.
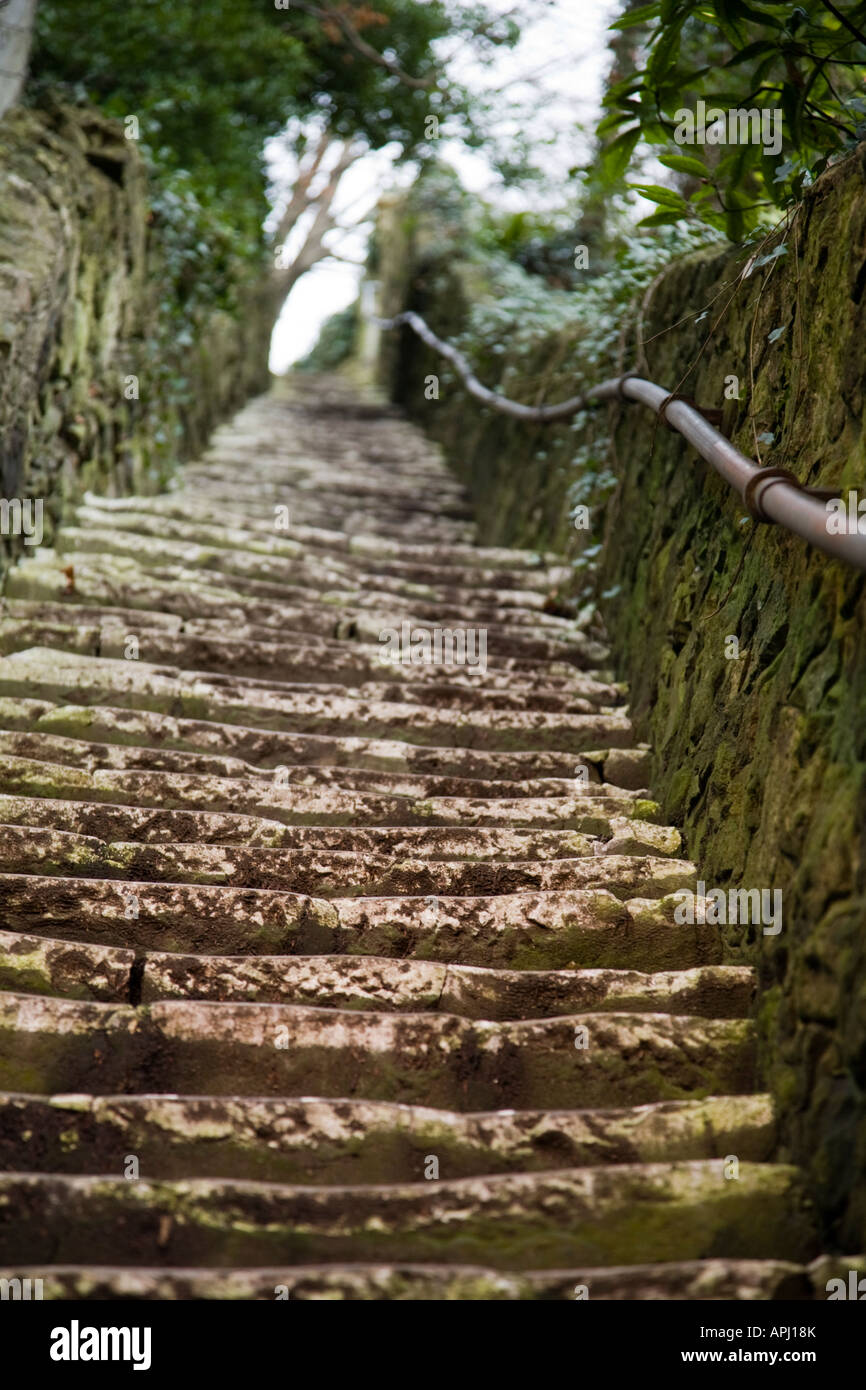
[0,376,844,1299]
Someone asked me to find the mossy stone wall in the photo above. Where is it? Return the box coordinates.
[0,101,274,573]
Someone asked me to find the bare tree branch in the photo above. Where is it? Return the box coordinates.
[291,0,437,91]
[272,138,365,300]
[272,126,334,246]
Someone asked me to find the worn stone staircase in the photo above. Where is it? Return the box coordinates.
[0,377,844,1299]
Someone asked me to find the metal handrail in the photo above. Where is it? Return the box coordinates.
[377,309,866,573]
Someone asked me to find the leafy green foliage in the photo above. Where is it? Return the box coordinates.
[459,218,722,372]
[440,215,721,597]
[473,209,586,287]
[31,2,300,243]
[29,1,518,237]
[26,0,511,401]
[28,2,471,240]
[598,0,866,239]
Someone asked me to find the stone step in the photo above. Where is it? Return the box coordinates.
[73,505,573,598]
[60,524,575,626]
[0,624,613,709]
[0,602,609,687]
[0,652,628,748]
[0,794,309,847]
[0,696,648,785]
[0,930,751,1016]
[183,459,469,495]
[90,491,477,542]
[145,491,477,538]
[0,796,681,858]
[95,492,554,570]
[7,566,606,664]
[0,991,756,1107]
[340,682,602,715]
[0,1092,775,1181]
[0,755,660,831]
[0,1257,821,1299]
[185,466,469,503]
[36,540,586,640]
[3,595,579,661]
[0,824,694,896]
[0,1166,817,1268]
[0,876,706,967]
[8,579,589,651]
[0,732,641,801]
[0,874,332,954]
[198,459,428,483]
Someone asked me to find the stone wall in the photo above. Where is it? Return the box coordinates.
[0,100,274,572]
[375,146,866,1250]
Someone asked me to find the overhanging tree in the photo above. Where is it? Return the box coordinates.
[28,0,521,318]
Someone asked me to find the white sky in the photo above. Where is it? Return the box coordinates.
[269,0,621,372]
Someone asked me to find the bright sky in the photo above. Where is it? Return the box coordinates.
[268,0,621,372]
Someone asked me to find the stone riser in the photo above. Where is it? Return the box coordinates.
[0,1166,817,1268]
[0,1092,776,1182]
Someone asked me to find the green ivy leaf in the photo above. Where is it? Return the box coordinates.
[722,38,779,67]
[772,157,798,183]
[720,0,784,27]
[608,3,661,30]
[659,153,711,178]
[646,17,685,86]
[602,126,641,181]
[596,108,636,137]
[641,119,676,143]
[753,244,787,268]
[628,182,688,208]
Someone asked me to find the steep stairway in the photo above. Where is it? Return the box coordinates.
[0,377,831,1299]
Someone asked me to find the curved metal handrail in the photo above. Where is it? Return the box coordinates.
[377,310,866,573]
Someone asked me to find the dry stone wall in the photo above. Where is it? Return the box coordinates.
[0,100,274,575]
